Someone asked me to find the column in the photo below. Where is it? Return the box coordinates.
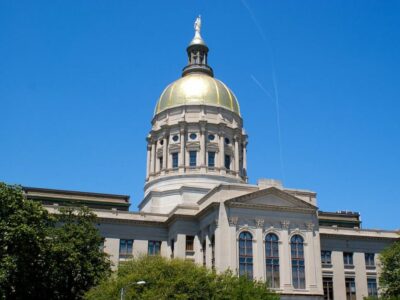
[243,142,247,174]
[146,144,151,179]
[179,127,185,172]
[280,221,292,291]
[199,122,206,170]
[162,136,167,171]
[234,135,240,176]
[150,141,156,175]
[219,131,225,174]
[305,223,318,291]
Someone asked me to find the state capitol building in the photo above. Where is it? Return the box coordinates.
[24,18,398,300]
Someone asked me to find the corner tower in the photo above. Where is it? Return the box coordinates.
[141,17,248,214]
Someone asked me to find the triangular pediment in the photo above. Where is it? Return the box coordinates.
[226,187,316,211]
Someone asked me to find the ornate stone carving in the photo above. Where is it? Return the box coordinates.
[281,220,290,230]
[306,222,315,231]
[228,216,238,226]
[255,218,264,228]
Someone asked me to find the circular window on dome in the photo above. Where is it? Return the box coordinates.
[189,133,197,140]
[172,135,179,142]
[159,140,164,145]
[208,134,215,141]
[225,138,230,145]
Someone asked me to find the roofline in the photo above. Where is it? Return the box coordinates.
[23,186,130,202]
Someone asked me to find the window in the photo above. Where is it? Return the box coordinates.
[171,239,175,259]
[208,151,215,168]
[323,277,334,300]
[202,240,206,267]
[148,240,161,256]
[186,235,194,252]
[365,253,375,267]
[159,156,163,170]
[99,240,105,252]
[172,153,179,168]
[265,233,280,288]
[225,137,230,144]
[208,134,215,141]
[343,252,354,267]
[119,239,133,259]
[345,277,356,300]
[211,235,215,270]
[224,154,231,170]
[189,151,197,167]
[239,231,253,279]
[321,250,332,265]
[189,133,197,140]
[291,235,305,289]
[367,278,378,297]
[172,135,179,142]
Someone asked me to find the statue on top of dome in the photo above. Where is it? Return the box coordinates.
[194,15,201,34]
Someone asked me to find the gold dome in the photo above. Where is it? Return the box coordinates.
[155,73,240,116]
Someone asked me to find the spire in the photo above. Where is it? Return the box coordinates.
[182,16,214,77]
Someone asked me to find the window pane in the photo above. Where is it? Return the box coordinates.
[172,153,179,168]
[208,151,215,167]
[189,151,197,167]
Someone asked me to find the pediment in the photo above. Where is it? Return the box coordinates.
[226,187,316,211]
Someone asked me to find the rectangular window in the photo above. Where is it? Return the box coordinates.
[208,151,215,168]
[171,239,175,259]
[345,277,356,300]
[148,240,161,256]
[343,252,354,267]
[321,250,332,265]
[189,151,197,167]
[367,278,378,297]
[172,153,179,168]
[224,154,231,170]
[159,156,163,170]
[202,240,206,267]
[119,239,133,259]
[99,240,105,252]
[323,277,334,300]
[186,235,194,252]
[365,253,375,267]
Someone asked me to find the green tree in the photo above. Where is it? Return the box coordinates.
[85,255,279,300]
[0,183,110,300]
[379,238,400,299]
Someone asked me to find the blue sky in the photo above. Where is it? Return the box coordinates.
[1,1,399,230]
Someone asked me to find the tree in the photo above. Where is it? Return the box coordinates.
[0,183,110,300]
[379,238,400,299]
[85,255,279,300]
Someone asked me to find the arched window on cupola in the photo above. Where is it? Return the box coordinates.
[291,235,305,289]
[238,231,253,279]
[265,233,280,288]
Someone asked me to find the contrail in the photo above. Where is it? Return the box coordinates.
[250,74,274,103]
[242,0,286,182]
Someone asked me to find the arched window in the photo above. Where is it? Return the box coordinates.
[265,233,280,288]
[291,235,305,289]
[238,231,253,279]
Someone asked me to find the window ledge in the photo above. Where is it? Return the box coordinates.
[344,264,355,269]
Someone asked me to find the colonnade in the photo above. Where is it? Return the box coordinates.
[146,125,248,181]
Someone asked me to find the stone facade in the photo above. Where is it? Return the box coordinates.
[24,18,398,300]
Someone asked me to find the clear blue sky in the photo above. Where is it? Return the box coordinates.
[1,1,399,230]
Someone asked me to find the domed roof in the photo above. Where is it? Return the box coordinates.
[154,73,240,116]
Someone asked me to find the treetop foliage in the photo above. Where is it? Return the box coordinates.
[0,182,110,300]
[85,255,279,300]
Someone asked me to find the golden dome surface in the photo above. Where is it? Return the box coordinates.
[155,73,240,116]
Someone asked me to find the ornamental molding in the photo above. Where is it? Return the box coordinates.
[228,216,239,226]
[255,218,265,228]
[306,222,315,231]
[281,220,290,230]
